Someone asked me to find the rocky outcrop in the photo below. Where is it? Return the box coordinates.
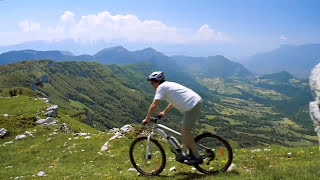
[44,105,58,117]
[36,117,53,125]
[0,128,8,138]
[101,124,133,152]
[309,63,320,146]
[15,134,26,140]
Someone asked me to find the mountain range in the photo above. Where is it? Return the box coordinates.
[0,46,251,79]
[242,44,320,78]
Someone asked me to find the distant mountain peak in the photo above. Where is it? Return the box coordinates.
[260,71,295,82]
[103,46,128,52]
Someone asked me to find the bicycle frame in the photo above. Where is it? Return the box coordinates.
[144,121,209,160]
[144,122,181,159]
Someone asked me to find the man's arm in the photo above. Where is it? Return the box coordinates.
[143,99,160,124]
[160,103,173,116]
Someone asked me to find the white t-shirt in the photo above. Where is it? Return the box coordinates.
[154,81,202,112]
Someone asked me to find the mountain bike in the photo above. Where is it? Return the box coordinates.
[129,115,233,176]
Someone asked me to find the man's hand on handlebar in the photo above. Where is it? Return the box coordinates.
[159,111,166,117]
[142,118,150,125]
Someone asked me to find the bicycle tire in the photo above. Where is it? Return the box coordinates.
[129,136,166,176]
[194,132,233,174]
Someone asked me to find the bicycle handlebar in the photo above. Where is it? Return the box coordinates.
[149,115,163,124]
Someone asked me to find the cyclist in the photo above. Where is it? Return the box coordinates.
[142,71,203,165]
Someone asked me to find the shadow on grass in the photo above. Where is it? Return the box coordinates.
[171,170,240,180]
[137,171,240,179]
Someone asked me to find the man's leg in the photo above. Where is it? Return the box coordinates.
[181,102,202,164]
[181,124,200,158]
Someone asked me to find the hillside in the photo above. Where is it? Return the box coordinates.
[172,55,252,78]
[242,44,320,78]
[0,60,317,148]
[0,94,319,179]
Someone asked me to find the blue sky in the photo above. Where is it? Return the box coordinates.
[0,0,319,58]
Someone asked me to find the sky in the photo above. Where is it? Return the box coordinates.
[0,0,319,58]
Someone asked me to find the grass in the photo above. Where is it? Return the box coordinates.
[1,125,319,180]
[1,94,319,179]
[0,95,47,116]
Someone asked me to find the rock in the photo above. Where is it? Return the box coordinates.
[264,148,271,152]
[128,168,137,172]
[74,136,79,140]
[251,149,261,153]
[36,117,53,125]
[56,123,69,133]
[109,128,119,133]
[4,114,8,117]
[191,167,196,171]
[287,152,292,158]
[48,120,59,125]
[169,166,176,171]
[227,163,236,171]
[44,110,57,117]
[5,166,13,169]
[39,98,50,104]
[120,124,133,133]
[110,132,123,141]
[0,128,8,138]
[68,138,72,141]
[100,141,109,152]
[47,105,58,112]
[79,132,87,136]
[3,141,13,146]
[24,131,34,137]
[47,138,51,142]
[37,171,46,176]
[84,136,91,139]
[63,142,67,147]
[15,134,26,140]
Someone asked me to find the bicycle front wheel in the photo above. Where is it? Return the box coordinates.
[129,137,166,176]
[194,133,233,174]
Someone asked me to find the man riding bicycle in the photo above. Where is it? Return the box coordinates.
[142,71,203,165]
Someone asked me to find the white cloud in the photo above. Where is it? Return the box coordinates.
[194,24,229,42]
[16,11,230,45]
[61,11,75,24]
[19,20,41,32]
[280,35,287,40]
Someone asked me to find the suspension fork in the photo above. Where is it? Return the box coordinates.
[145,131,154,159]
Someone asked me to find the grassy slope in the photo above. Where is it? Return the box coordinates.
[0,60,317,148]
[1,125,319,180]
[0,95,319,179]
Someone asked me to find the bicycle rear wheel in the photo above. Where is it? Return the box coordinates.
[194,133,233,174]
[129,137,166,176]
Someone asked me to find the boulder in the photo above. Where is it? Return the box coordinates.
[4,114,8,117]
[44,110,57,117]
[100,141,109,152]
[227,163,236,171]
[310,63,320,100]
[0,128,8,138]
[169,166,176,171]
[36,117,53,125]
[37,171,46,176]
[24,131,34,137]
[109,132,123,141]
[120,124,133,133]
[79,132,88,136]
[109,128,119,133]
[47,105,58,112]
[15,134,26,140]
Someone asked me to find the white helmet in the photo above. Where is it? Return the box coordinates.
[147,71,165,81]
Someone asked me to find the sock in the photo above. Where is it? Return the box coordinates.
[193,150,201,159]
